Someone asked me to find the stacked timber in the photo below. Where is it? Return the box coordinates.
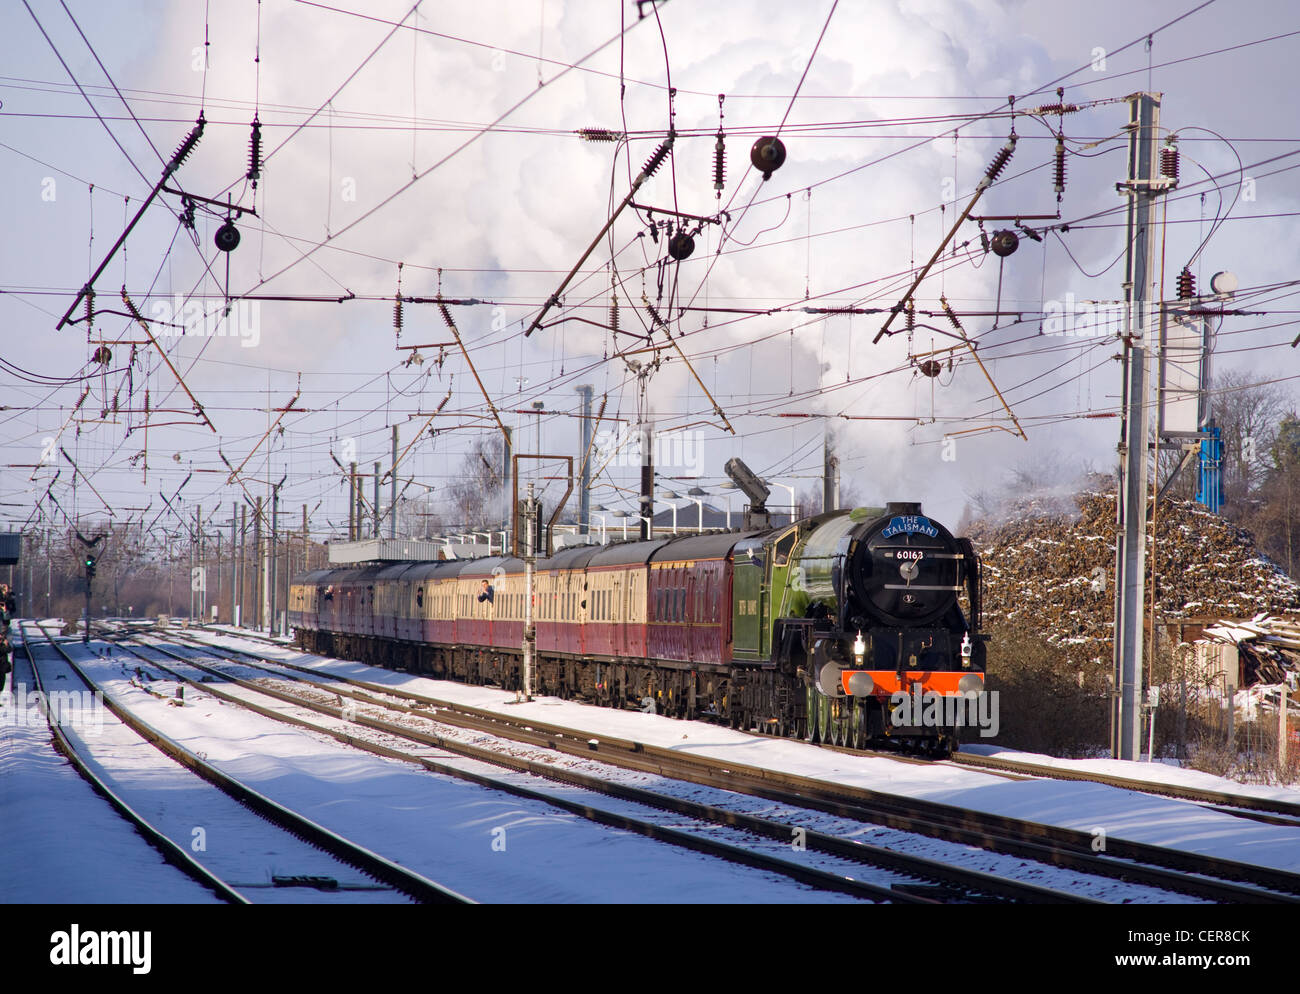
[1197,615,1300,686]
[967,489,1300,669]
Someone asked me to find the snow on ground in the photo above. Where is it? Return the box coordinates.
[17,641,413,904]
[18,634,864,904]
[192,628,1300,876]
[0,647,221,904]
[141,641,1198,903]
[958,742,1300,802]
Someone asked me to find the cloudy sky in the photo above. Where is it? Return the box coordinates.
[2,0,1298,545]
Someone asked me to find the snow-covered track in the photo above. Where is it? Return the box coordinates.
[15,625,247,904]
[155,627,1300,904]
[28,622,473,905]
[950,752,1300,825]
[114,631,1117,904]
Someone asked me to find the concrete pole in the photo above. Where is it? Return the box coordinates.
[390,424,398,540]
[270,484,279,636]
[198,503,205,622]
[230,503,237,624]
[521,481,536,702]
[502,425,513,535]
[238,503,246,628]
[348,462,357,541]
[576,385,594,535]
[1111,92,1163,762]
[253,497,263,630]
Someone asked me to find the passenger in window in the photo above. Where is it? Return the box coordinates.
[477,579,495,603]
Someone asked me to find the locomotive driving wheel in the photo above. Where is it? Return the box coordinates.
[804,684,820,743]
[818,693,833,746]
[848,698,865,749]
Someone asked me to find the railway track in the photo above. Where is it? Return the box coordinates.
[24,622,472,905]
[948,752,1300,826]
[112,624,1300,903]
[12,627,246,904]
[102,628,1126,904]
[195,623,1300,825]
[160,625,1300,903]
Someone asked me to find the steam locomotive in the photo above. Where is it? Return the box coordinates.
[288,501,986,754]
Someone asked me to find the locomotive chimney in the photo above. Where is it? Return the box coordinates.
[885,501,923,516]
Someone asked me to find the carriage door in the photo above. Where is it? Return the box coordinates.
[731,544,765,662]
[614,573,626,657]
[686,571,697,662]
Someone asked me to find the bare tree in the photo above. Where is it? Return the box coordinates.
[1251,412,1300,577]
[1209,369,1290,514]
[796,482,866,520]
[443,434,507,530]
[1156,370,1291,513]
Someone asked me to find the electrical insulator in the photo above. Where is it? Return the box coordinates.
[438,302,457,331]
[1161,143,1180,181]
[609,295,620,335]
[1177,266,1196,299]
[982,135,1017,186]
[639,135,675,182]
[167,112,205,175]
[1054,136,1067,195]
[393,297,403,335]
[713,131,726,195]
[577,127,623,142]
[247,116,262,184]
[941,297,964,332]
[85,287,94,327]
[905,304,915,332]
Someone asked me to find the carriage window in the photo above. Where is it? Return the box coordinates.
[772,527,798,567]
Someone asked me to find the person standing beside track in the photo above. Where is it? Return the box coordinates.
[0,585,11,695]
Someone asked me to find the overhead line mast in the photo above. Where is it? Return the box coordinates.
[1112,92,1170,762]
